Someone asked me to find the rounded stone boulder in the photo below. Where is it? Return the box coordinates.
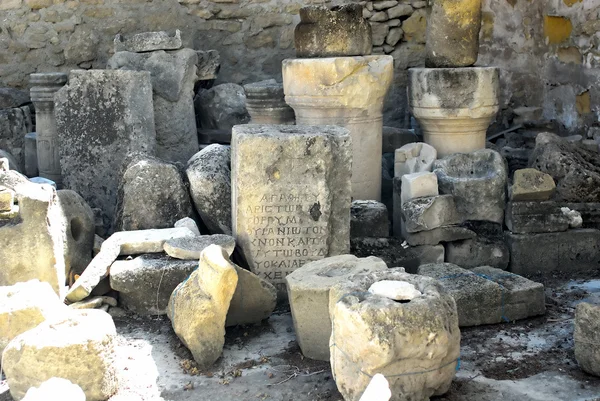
[408,67,500,157]
[329,268,460,401]
[295,4,372,58]
[2,309,118,401]
[285,255,388,361]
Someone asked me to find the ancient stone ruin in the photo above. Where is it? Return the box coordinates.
[1,1,600,400]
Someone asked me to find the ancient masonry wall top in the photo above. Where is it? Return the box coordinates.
[0,0,598,132]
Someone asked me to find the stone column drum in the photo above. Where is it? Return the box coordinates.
[30,73,67,186]
[409,67,500,157]
[283,56,393,201]
[426,0,483,68]
[232,124,352,297]
[243,80,295,125]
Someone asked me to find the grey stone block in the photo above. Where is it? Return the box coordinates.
[418,263,545,326]
[445,236,509,270]
[506,229,600,275]
[351,236,444,273]
[575,301,600,377]
[404,225,476,246]
[351,200,389,238]
[114,30,182,53]
[505,201,570,233]
[401,194,460,233]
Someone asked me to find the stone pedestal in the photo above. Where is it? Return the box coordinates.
[409,67,500,157]
[30,73,67,186]
[243,80,295,125]
[232,124,352,296]
[283,56,393,200]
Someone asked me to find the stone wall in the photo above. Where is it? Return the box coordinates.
[0,0,598,133]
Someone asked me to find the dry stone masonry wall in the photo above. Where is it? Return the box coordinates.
[0,0,598,132]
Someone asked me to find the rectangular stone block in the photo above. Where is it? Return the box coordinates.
[350,200,389,238]
[232,124,352,295]
[55,70,156,230]
[400,171,438,205]
[506,229,600,275]
[114,30,182,53]
[505,201,570,233]
[401,194,460,233]
[403,225,475,246]
[418,263,545,326]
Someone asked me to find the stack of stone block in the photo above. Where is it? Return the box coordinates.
[363,0,427,55]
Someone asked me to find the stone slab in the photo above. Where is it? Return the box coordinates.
[400,171,438,205]
[511,168,556,201]
[110,254,197,315]
[575,301,600,377]
[232,124,352,296]
[114,30,182,53]
[401,194,460,233]
[418,263,545,326]
[55,70,156,231]
[506,229,600,275]
[163,234,235,260]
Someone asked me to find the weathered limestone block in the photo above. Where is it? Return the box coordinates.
[505,201,572,233]
[295,4,372,57]
[163,234,235,260]
[409,68,500,157]
[195,83,250,131]
[186,144,232,235]
[401,194,460,233]
[283,56,393,200]
[529,132,600,202]
[114,30,182,53]
[400,171,438,205]
[329,269,460,401]
[244,80,295,125]
[506,229,600,275]
[226,266,277,327]
[0,186,13,211]
[3,309,118,401]
[114,157,193,231]
[0,173,66,297]
[0,280,69,357]
[0,149,21,173]
[66,227,196,303]
[55,70,156,231]
[575,301,600,377]
[351,200,389,238]
[425,0,482,67]
[394,142,436,177]
[57,190,95,277]
[196,49,221,82]
[351,237,444,273]
[434,149,507,223]
[286,255,388,361]
[511,168,556,201]
[22,378,86,401]
[110,254,197,315]
[403,225,476,246]
[30,73,67,186]
[418,263,545,326]
[232,125,352,296]
[167,245,238,368]
[445,236,509,270]
[108,49,199,164]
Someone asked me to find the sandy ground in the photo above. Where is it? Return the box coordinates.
[3,274,600,401]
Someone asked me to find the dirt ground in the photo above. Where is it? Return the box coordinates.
[3,272,600,401]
